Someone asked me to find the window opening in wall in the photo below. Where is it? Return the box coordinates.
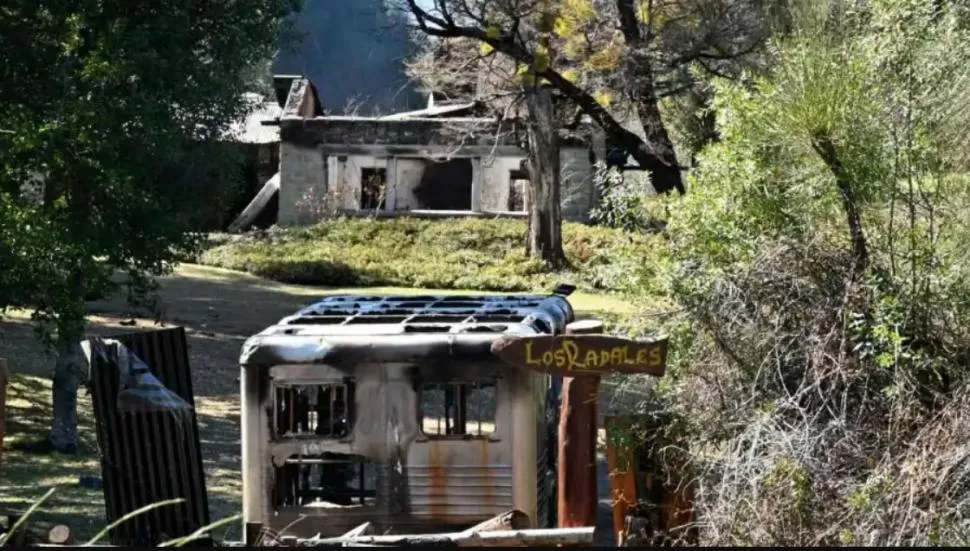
[413,158,473,210]
[360,167,387,210]
[273,381,355,439]
[509,169,529,212]
[419,381,497,438]
[274,453,378,509]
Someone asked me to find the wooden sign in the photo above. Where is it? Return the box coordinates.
[490,334,668,377]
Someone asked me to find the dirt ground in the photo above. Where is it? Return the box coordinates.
[0,263,629,542]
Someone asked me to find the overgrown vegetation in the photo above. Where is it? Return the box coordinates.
[199,217,659,293]
[606,0,970,545]
[589,162,656,232]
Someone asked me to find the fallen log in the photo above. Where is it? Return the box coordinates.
[286,526,595,547]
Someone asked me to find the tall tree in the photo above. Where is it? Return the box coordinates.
[401,0,772,195]
[407,2,570,265]
[0,0,296,453]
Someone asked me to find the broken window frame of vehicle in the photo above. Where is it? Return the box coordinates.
[418,380,499,440]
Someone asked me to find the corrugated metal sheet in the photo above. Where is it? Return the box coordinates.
[407,464,514,519]
[87,327,211,546]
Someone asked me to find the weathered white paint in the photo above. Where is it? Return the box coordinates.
[392,158,428,211]
[481,156,526,212]
[330,155,388,211]
[279,147,597,224]
[278,142,328,225]
[470,158,483,212]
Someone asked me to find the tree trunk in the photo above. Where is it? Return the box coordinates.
[616,0,686,195]
[49,329,84,454]
[524,86,566,268]
[810,132,869,277]
[632,93,684,196]
[50,167,91,455]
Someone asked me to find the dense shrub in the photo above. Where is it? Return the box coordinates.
[199,217,659,293]
[612,1,970,546]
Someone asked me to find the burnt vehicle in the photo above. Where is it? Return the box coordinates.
[238,291,575,543]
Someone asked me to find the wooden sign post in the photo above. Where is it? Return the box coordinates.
[491,321,668,532]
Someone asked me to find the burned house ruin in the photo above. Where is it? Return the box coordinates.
[228,76,609,230]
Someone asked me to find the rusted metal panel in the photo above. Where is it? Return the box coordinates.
[88,327,211,546]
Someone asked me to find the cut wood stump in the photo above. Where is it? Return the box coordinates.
[47,525,74,546]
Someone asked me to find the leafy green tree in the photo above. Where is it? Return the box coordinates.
[0,0,297,453]
[401,0,774,195]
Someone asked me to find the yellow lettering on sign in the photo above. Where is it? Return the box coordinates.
[564,339,580,367]
[516,338,662,373]
[525,341,541,365]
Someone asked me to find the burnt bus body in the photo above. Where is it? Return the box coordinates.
[238,293,574,543]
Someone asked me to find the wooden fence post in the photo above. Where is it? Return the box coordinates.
[605,416,640,545]
[557,320,603,529]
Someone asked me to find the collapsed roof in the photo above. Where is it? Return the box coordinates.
[239,294,575,367]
